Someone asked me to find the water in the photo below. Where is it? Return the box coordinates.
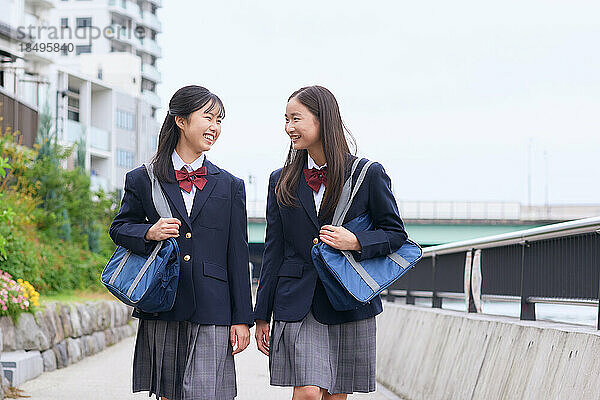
[408,298,598,327]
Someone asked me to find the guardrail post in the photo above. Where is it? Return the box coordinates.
[464,249,477,313]
[467,288,478,313]
[592,229,600,330]
[519,240,536,321]
[406,271,415,305]
[385,289,395,303]
[432,254,442,308]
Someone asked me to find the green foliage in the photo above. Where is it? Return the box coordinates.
[76,136,86,169]
[0,200,15,260]
[0,103,118,295]
[0,156,10,178]
[0,193,108,292]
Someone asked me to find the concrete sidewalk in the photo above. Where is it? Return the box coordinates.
[18,329,400,399]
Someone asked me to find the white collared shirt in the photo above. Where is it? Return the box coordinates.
[172,150,205,216]
[307,154,327,215]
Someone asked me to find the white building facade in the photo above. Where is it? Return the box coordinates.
[0,0,163,194]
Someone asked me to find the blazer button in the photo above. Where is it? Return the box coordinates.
[313,238,319,245]
[183,255,191,262]
[185,232,192,239]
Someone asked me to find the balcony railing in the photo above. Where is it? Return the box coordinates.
[385,216,600,328]
[141,63,162,83]
[141,89,161,108]
[108,0,141,20]
[90,175,110,193]
[110,25,137,47]
[90,126,110,152]
[141,38,162,57]
[65,119,84,144]
[141,11,162,32]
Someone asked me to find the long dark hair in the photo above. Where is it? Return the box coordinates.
[275,85,356,219]
[151,85,225,182]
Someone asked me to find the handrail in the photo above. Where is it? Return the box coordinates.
[422,216,600,256]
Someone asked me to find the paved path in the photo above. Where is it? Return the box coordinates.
[19,329,401,399]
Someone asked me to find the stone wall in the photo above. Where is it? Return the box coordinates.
[376,303,600,400]
[0,300,136,395]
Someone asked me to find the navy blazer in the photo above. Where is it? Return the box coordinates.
[109,158,253,326]
[254,156,408,325]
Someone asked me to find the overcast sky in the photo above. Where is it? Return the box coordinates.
[156,0,599,205]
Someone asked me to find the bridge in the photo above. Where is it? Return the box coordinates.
[247,201,600,281]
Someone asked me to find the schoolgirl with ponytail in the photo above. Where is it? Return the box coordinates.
[110,85,253,400]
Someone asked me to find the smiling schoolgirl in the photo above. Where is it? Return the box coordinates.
[254,86,408,400]
[110,85,253,400]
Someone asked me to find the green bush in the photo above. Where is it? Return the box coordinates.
[0,105,118,295]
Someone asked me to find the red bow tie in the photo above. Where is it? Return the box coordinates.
[175,166,207,193]
[304,167,327,192]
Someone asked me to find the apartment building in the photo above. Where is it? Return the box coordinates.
[0,0,55,146]
[50,0,162,111]
[0,0,163,193]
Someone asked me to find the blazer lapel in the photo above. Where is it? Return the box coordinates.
[297,173,320,230]
[159,162,192,230]
[189,158,220,223]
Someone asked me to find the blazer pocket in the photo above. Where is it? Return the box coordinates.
[203,261,228,282]
[277,263,303,278]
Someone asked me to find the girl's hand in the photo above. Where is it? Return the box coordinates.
[319,225,362,251]
[255,319,270,356]
[145,218,181,241]
[230,324,250,355]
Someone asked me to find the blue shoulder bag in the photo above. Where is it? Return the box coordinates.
[101,163,180,313]
[311,158,423,311]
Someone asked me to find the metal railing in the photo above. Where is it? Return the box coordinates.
[386,216,600,328]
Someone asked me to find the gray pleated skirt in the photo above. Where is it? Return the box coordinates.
[133,319,236,400]
[269,311,376,394]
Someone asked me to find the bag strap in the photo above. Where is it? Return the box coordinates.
[332,158,375,226]
[331,158,361,226]
[143,163,173,219]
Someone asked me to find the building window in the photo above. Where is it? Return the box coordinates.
[76,45,92,55]
[116,109,135,131]
[151,107,156,118]
[67,95,80,122]
[0,71,4,87]
[141,78,155,92]
[60,18,69,28]
[116,149,135,169]
[76,17,92,28]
